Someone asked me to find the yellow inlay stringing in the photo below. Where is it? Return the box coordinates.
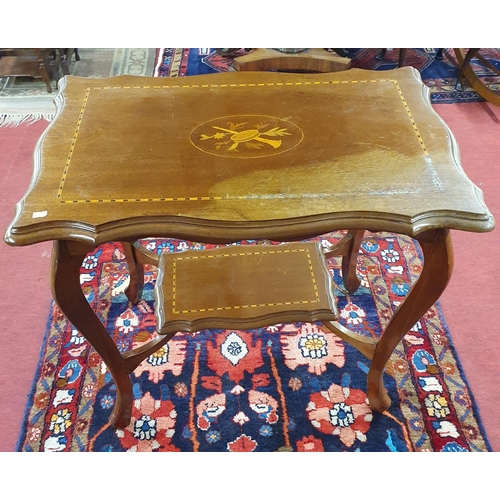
[57,87,91,202]
[171,248,319,314]
[56,79,430,203]
[392,80,430,158]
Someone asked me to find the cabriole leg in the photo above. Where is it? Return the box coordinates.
[367,229,453,412]
[50,240,133,428]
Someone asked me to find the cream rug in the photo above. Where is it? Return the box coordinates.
[0,48,157,126]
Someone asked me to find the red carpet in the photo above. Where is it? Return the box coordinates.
[433,102,500,451]
[0,120,52,451]
[1,102,499,451]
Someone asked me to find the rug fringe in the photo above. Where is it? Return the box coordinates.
[0,113,54,127]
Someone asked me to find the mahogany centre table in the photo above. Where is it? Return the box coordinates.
[5,68,494,429]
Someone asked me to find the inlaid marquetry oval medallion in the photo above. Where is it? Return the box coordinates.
[190,115,303,158]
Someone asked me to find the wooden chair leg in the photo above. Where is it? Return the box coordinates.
[455,48,479,91]
[122,242,145,304]
[398,48,407,67]
[454,48,500,104]
[35,48,52,93]
[341,229,364,293]
[47,49,61,85]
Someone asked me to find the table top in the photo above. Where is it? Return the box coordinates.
[5,67,494,246]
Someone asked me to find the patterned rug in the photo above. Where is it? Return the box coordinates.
[17,233,491,451]
[155,48,500,104]
[0,48,157,126]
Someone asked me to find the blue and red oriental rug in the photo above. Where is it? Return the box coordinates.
[156,48,500,104]
[17,233,491,451]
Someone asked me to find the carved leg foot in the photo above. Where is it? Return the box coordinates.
[51,240,133,428]
[367,382,391,413]
[367,229,453,412]
[455,48,479,91]
[341,230,364,293]
[122,242,145,304]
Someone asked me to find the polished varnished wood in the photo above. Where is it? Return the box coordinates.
[4,68,495,429]
[4,68,493,248]
[233,48,351,73]
[155,242,338,334]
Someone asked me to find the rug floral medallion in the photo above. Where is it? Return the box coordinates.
[17,233,490,452]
